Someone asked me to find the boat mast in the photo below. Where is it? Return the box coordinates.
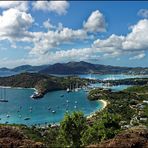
[77,82,78,88]
[0,87,2,99]
[4,88,6,100]
[70,83,71,91]
[2,88,3,99]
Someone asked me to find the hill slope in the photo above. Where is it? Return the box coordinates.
[90,126,148,148]
[0,61,148,76]
[39,61,148,75]
[12,65,48,73]
[0,125,44,147]
[39,61,130,74]
[0,72,89,98]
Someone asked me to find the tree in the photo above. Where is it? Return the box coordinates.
[82,112,121,145]
[58,112,87,147]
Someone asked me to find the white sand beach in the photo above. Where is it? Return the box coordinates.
[99,99,107,110]
[86,99,108,119]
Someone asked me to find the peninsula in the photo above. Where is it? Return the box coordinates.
[0,72,90,98]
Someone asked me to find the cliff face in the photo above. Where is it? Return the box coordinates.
[89,126,148,148]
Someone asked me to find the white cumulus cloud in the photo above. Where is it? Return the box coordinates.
[32,1,69,15]
[43,19,56,30]
[30,28,88,55]
[0,4,147,67]
[83,10,106,33]
[129,52,145,60]
[92,19,148,58]
[0,8,34,41]
[123,19,148,50]
[0,1,28,11]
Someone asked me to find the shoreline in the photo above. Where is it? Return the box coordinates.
[0,85,107,125]
[27,99,108,128]
[99,99,108,110]
[0,85,35,90]
[86,99,107,119]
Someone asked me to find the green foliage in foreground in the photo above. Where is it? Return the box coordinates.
[57,111,121,147]
[58,112,87,147]
[81,112,121,145]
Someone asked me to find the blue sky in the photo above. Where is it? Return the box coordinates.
[0,1,148,68]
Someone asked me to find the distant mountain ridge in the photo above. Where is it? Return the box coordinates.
[0,61,148,75]
[39,61,148,75]
[12,65,48,73]
[0,65,48,72]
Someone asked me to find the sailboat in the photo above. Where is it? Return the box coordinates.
[74,82,79,92]
[0,87,8,102]
[67,83,72,92]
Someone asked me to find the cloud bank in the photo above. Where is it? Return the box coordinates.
[0,1,147,67]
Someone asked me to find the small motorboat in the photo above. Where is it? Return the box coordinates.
[24,117,30,120]
[29,107,33,110]
[48,107,51,110]
[52,110,56,113]
[60,94,64,97]
[0,99,8,102]
[6,114,10,118]
[74,105,77,109]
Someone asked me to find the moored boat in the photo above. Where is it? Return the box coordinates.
[24,117,30,120]
[0,99,8,102]
[52,110,56,113]
[0,87,8,102]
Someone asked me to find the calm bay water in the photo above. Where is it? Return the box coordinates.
[89,83,131,92]
[79,74,148,80]
[0,88,101,126]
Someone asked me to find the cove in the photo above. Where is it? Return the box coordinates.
[0,88,101,126]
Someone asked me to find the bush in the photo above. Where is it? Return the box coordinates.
[58,112,87,147]
[82,112,121,145]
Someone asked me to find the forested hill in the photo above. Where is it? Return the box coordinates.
[39,61,134,75]
[1,61,148,75]
[39,61,148,75]
[0,72,88,98]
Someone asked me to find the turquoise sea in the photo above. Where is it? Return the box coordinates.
[0,88,101,126]
[79,74,148,80]
[0,74,147,126]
